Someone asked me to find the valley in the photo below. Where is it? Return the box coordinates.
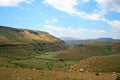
[0,26,120,80]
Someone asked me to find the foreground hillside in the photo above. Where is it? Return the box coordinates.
[0,68,118,80]
[68,55,120,73]
[0,26,68,59]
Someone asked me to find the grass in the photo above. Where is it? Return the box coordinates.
[0,51,77,71]
[0,43,37,59]
[0,41,120,72]
[57,41,120,61]
[0,68,118,80]
[0,57,15,68]
[35,52,59,60]
[0,26,120,79]
[0,26,60,43]
[10,52,77,70]
[69,54,120,73]
[0,26,68,55]
[116,75,120,80]
[0,26,69,70]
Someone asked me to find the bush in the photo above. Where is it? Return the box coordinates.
[116,75,120,80]
[95,72,99,76]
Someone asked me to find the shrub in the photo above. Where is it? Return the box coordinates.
[95,72,99,76]
[116,75,120,80]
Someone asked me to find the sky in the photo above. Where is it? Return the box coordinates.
[0,0,120,39]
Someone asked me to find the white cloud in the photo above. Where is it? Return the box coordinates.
[95,0,120,12]
[92,29,106,33]
[112,29,119,33]
[99,30,106,33]
[52,19,58,22]
[43,0,104,20]
[43,0,120,39]
[108,29,120,39]
[82,13,103,20]
[101,16,120,29]
[43,24,88,38]
[83,0,90,3]
[0,0,33,7]
[42,24,120,39]
[44,0,77,15]
[108,20,120,28]
[45,18,58,24]
[44,0,120,23]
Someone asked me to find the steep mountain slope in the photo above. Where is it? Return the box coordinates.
[0,26,64,43]
[0,26,68,59]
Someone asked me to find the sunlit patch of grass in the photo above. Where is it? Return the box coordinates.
[35,52,59,60]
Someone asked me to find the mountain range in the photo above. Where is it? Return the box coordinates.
[61,37,120,45]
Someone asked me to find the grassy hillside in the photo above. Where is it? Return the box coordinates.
[57,41,120,61]
[0,26,68,59]
[0,51,76,70]
[0,26,120,79]
[0,26,60,43]
[69,54,120,73]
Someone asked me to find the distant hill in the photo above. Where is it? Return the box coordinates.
[96,38,114,41]
[0,26,68,59]
[61,37,80,41]
[61,37,119,45]
[61,37,85,45]
[62,40,85,45]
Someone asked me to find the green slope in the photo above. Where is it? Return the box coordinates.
[0,26,65,43]
[57,41,120,61]
[0,26,68,59]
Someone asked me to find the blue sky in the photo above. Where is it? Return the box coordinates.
[0,0,120,39]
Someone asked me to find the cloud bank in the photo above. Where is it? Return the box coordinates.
[0,0,33,7]
[96,0,120,12]
[42,24,108,39]
[44,0,103,20]
[44,0,120,28]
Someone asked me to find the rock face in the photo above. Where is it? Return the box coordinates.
[0,26,68,58]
